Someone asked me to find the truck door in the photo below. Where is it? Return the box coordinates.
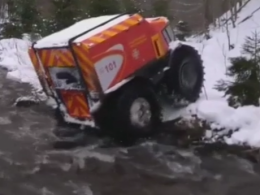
[35,47,91,119]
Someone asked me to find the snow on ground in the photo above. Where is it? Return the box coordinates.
[0,0,260,147]
[0,38,40,89]
[166,0,260,147]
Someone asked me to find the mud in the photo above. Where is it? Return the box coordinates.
[1,69,260,195]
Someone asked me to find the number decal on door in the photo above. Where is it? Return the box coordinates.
[105,61,117,73]
[94,53,124,91]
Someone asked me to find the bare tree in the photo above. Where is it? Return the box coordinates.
[0,0,7,22]
[229,0,237,28]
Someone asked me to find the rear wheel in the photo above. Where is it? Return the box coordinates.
[165,44,204,102]
[95,81,162,142]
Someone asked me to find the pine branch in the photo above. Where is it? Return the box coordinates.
[215,30,260,107]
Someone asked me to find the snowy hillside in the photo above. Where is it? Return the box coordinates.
[166,0,260,147]
[0,38,40,89]
[0,0,260,146]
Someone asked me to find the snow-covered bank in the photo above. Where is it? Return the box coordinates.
[166,0,260,147]
[0,38,40,89]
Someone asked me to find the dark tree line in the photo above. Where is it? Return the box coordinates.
[0,0,172,40]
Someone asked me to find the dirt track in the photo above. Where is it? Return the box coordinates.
[1,69,260,195]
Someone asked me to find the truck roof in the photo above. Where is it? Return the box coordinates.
[34,14,130,49]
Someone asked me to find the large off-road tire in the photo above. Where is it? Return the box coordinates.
[165,44,204,102]
[94,81,162,143]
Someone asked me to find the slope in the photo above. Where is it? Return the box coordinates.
[166,0,260,147]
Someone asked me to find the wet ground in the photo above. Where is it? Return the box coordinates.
[1,69,260,195]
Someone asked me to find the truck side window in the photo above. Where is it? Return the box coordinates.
[49,67,83,90]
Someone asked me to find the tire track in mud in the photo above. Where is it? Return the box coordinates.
[1,69,260,195]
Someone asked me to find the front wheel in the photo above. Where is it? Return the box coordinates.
[96,81,162,142]
[164,44,204,102]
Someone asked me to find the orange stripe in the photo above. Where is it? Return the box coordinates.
[78,107,83,116]
[99,32,113,40]
[78,97,90,117]
[38,50,43,61]
[76,96,88,109]
[32,56,38,66]
[78,107,84,116]
[81,39,94,46]
[49,49,74,67]
[74,56,94,89]
[44,50,52,66]
[73,45,97,90]
[88,36,105,43]
[40,50,47,65]
[80,65,91,77]
[73,46,92,65]
[112,24,129,31]
[73,48,92,75]
[87,29,119,45]
[72,107,79,116]
[124,18,138,25]
[63,52,74,64]
[82,72,96,90]
[102,30,118,36]
[107,27,122,34]
[70,98,77,111]
[39,51,44,64]
[81,71,96,90]
[75,96,90,117]
[76,57,92,75]
[75,57,90,75]
[48,51,56,66]
[80,107,90,117]
[47,50,53,66]
[67,98,73,108]
[58,57,73,67]
[62,93,90,118]
[58,53,74,66]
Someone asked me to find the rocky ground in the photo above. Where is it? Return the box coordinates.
[1,69,260,195]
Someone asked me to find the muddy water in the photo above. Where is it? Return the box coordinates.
[0,69,260,195]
